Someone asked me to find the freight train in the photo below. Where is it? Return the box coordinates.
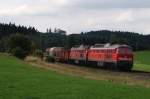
[45,44,133,71]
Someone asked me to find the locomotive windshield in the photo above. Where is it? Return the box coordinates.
[118,47,132,54]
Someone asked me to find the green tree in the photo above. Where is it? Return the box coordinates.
[8,34,32,59]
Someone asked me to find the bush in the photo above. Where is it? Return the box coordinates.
[8,34,32,59]
[11,47,27,59]
[45,56,55,63]
[34,49,43,59]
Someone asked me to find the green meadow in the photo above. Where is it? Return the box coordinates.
[134,51,150,72]
[0,53,150,99]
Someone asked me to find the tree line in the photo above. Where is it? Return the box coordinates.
[0,23,150,59]
[67,30,150,51]
[42,30,150,51]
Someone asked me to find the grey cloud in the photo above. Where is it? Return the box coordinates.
[74,0,150,9]
[0,0,150,34]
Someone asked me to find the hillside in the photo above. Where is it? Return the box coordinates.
[67,31,150,50]
[1,23,150,52]
[0,54,150,99]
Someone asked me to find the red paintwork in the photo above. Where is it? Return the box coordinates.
[88,48,117,62]
[116,47,133,62]
[63,50,70,61]
[69,45,133,63]
[47,45,133,64]
[69,50,87,61]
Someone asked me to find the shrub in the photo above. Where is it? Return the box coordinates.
[11,47,27,59]
[8,34,32,59]
[34,49,43,59]
[45,56,55,63]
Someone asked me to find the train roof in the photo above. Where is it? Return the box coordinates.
[90,44,131,49]
[71,45,89,50]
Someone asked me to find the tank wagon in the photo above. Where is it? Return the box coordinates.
[46,44,133,71]
[46,47,69,62]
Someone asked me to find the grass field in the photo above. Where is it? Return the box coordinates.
[134,51,150,71]
[0,53,150,99]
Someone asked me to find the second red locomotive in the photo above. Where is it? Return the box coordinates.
[46,43,133,71]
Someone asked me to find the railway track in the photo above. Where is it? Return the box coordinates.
[25,57,150,88]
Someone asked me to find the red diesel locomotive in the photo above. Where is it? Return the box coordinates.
[87,44,133,70]
[46,44,133,71]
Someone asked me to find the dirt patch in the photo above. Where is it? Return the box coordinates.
[25,56,150,88]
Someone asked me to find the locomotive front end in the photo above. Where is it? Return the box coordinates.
[116,45,133,71]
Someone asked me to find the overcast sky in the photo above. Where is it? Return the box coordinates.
[0,0,150,34]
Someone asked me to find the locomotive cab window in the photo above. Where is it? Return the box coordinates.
[118,47,132,54]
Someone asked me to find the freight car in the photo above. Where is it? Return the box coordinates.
[46,47,69,62]
[46,44,133,71]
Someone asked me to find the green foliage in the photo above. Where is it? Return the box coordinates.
[0,37,10,52]
[0,23,40,52]
[41,30,150,51]
[10,47,27,59]
[40,33,67,50]
[8,34,32,59]
[0,23,38,39]
[0,22,150,52]
[45,56,55,63]
[34,49,43,59]
[0,54,150,99]
[77,30,150,51]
